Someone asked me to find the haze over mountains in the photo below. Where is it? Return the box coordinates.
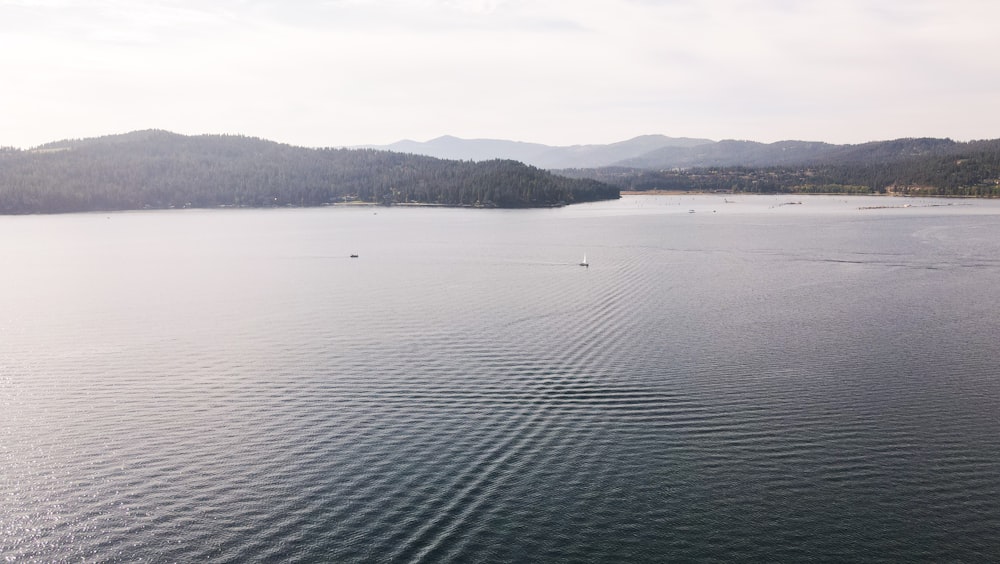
[367,133,1000,197]
[365,135,714,169]
[366,135,996,171]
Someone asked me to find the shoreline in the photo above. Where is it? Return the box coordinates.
[620,190,989,199]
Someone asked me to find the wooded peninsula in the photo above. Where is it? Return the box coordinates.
[0,130,618,214]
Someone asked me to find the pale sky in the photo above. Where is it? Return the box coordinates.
[2,0,999,148]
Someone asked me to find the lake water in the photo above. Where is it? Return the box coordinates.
[3,194,1000,562]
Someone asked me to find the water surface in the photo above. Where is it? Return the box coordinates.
[3,195,1000,561]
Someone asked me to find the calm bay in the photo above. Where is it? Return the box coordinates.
[3,194,1000,561]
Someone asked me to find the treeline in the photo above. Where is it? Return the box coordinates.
[0,130,618,214]
[561,139,1000,197]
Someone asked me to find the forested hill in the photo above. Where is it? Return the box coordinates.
[0,130,618,214]
[560,138,1000,197]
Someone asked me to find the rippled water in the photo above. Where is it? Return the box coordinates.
[3,195,1000,562]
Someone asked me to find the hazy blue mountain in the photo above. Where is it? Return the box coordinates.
[559,137,1000,197]
[370,135,984,171]
[381,135,553,164]
[365,134,715,168]
[615,138,972,170]
[531,135,714,169]
[617,139,838,168]
[813,137,962,165]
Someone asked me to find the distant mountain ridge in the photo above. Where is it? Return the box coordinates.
[615,137,974,169]
[366,134,996,171]
[363,134,715,169]
[558,136,1000,197]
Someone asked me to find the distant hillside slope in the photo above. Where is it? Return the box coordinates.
[617,139,838,168]
[380,135,553,164]
[366,134,998,172]
[366,134,714,168]
[0,131,618,214]
[612,137,1000,170]
[559,138,1000,197]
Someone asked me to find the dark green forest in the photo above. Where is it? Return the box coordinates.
[0,130,618,214]
[561,138,1000,197]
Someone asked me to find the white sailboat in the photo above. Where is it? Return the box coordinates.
[580,254,589,267]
